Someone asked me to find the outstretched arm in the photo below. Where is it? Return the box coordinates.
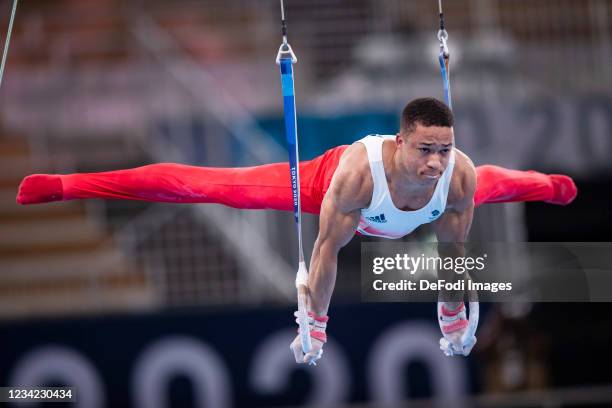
[434,159,477,355]
[307,144,371,316]
[434,157,476,305]
[308,180,361,316]
[290,145,368,364]
[434,196,474,307]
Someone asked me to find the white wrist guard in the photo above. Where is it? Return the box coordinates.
[438,301,479,356]
[294,311,328,343]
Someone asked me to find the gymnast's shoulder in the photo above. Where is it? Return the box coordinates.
[326,143,372,212]
[447,148,477,211]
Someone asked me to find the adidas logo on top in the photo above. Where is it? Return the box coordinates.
[366,213,387,223]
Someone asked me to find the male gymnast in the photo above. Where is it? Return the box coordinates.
[17,98,577,364]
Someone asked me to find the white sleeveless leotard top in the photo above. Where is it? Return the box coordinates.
[356,135,455,239]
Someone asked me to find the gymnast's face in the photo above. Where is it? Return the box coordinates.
[396,123,454,186]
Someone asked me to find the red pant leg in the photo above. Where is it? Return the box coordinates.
[17,146,350,214]
[17,148,575,210]
[474,165,577,207]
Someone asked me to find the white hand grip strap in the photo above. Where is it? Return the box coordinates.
[438,301,479,357]
[296,261,312,354]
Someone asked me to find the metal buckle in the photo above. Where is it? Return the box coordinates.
[276,42,298,65]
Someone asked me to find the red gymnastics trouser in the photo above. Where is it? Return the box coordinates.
[16,145,577,210]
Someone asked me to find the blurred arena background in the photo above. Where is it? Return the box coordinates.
[0,0,611,406]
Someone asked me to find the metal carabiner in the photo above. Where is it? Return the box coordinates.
[437,29,449,59]
[276,42,298,65]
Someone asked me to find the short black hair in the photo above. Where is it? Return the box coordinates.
[400,97,454,135]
